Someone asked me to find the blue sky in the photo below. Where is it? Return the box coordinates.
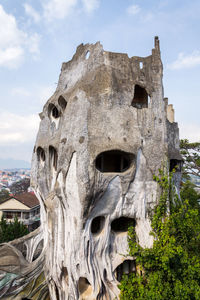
[0,0,200,163]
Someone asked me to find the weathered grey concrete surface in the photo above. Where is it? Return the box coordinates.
[30,37,181,299]
[0,227,46,299]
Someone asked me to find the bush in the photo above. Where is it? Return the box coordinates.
[0,216,29,243]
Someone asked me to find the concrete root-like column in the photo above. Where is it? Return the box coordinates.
[0,228,47,299]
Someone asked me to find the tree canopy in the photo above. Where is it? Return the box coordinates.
[119,170,200,300]
[0,217,29,243]
[9,178,30,194]
[0,189,10,203]
[180,139,200,180]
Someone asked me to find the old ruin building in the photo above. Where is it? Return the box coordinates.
[0,37,182,299]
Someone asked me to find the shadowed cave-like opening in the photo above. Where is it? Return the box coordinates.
[61,266,68,284]
[32,239,44,261]
[37,147,45,163]
[78,277,92,297]
[169,159,182,172]
[95,150,134,173]
[131,85,149,109]
[111,217,136,233]
[49,146,58,170]
[48,103,60,119]
[91,216,105,234]
[115,260,136,282]
[58,95,67,110]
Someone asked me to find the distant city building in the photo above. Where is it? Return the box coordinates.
[0,169,31,192]
[0,192,40,232]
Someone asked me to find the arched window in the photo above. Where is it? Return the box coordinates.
[49,146,58,170]
[131,85,149,109]
[58,95,67,110]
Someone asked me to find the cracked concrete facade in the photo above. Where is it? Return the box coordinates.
[30,37,181,299]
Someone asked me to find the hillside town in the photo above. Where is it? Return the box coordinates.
[0,169,31,192]
[0,168,40,233]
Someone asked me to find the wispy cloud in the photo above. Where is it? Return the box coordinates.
[179,123,200,142]
[26,33,41,59]
[11,87,31,97]
[0,112,39,145]
[0,5,24,68]
[42,0,78,21]
[127,4,140,15]
[38,85,55,104]
[0,5,40,68]
[82,0,100,13]
[24,3,41,23]
[168,51,200,70]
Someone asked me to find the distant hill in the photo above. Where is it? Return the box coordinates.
[0,158,31,170]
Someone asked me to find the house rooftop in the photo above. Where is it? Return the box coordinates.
[2,192,39,209]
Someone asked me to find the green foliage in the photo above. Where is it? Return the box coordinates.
[0,189,10,203]
[180,139,200,181]
[0,216,29,243]
[119,170,200,300]
[181,180,200,211]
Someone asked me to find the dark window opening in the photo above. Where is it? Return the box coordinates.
[91,216,105,234]
[103,269,107,281]
[48,103,60,119]
[3,211,13,219]
[131,85,149,109]
[49,146,58,170]
[61,266,68,284]
[111,217,135,233]
[115,260,136,282]
[78,277,92,295]
[95,150,134,173]
[37,147,45,162]
[22,244,27,259]
[58,96,67,110]
[32,240,43,261]
[52,106,59,118]
[170,159,182,172]
[55,282,60,300]
[23,212,29,219]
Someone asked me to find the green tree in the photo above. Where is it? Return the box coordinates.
[119,170,200,300]
[9,178,30,195]
[0,217,29,243]
[0,189,10,203]
[180,180,200,210]
[180,139,200,181]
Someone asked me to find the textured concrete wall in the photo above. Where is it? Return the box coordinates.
[31,37,181,300]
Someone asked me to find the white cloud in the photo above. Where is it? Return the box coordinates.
[168,51,200,70]
[11,87,31,97]
[0,4,40,68]
[127,4,140,15]
[0,5,25,68]
[42,0,77,21]
[26,33,41,58]
[38,85,55,104]
[179,123,200,142]
[0,47,24,68]
[24,3,41,23]
[82,0,100,13]
[0,112,39,146]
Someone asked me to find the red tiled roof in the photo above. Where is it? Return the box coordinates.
[12,192,40,208]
